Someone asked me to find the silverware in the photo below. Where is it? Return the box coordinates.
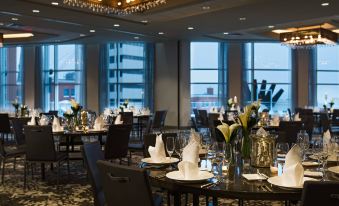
[258,172,269,179]
[154,174,166,179]
[259,185,268,192]
[263,185,273,192]
[200,182,214,188]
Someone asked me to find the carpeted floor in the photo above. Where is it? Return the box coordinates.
[0,150,294,206]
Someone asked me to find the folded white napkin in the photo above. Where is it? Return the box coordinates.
[189,129,201,147]
[219,106,225,114]
[323,130,331,146]
[27,115,36,126]
[52,116,62,131]
[230,105,236,111]
[294,113,301,121]
[103,108,113,117]
[39,115,49,126]
[141,108,151,115]
[178,140,200,179]
[148,134,166,163]
[233,96,238,104]
[209,107,217,113]
[94,116,105,130]
[114,114,123,125]
[313,107,320,113]
[217,112,224,121]
[283,114,290,121]
[281,145,304,187]
[271,115,280,126]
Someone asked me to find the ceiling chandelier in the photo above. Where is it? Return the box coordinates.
[280,27,337,49]
[63,0,167,15]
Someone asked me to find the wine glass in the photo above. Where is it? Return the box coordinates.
[276,142,290,160]
[296,130,310,160]
[211,142,225,181]
[312,140,329,180]
[223,143,232,181]
[166,136,175,160]
[175,133,185,160]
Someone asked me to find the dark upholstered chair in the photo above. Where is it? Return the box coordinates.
[24,125,69,188]
[11,118,29,147]
[278,121,302,147]
[0,139,25,183]
[151,110,167,132]
[0,113,12,142]
[104,124,132,164]
[120,112,134,125]
[82,142,105,206]
[301,181,339,206]
[97,160,162,206]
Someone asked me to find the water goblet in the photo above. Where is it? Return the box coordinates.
[166,136,175,160]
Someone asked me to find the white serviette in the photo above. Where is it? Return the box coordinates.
[39,115,49,126]
[178,140,200,179]
[114,114,123,125]
[148,134,166,163]
[272,115,280,126]
[27,115,36,126]
[294,113,301,121]
[52,116,62,131]
[281,145,304,187]
[323,129,331,146]
[283,114,290,121]
[218,112,224,121]
[219,106,225,114]
[94,116,105,130]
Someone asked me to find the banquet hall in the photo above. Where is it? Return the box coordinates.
[0,0,339,205]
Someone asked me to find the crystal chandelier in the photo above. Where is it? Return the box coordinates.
[63,0,166,15]
[280,27,337,49]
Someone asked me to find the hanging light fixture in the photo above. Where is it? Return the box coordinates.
[280,26,337,49]
[63,0,167,15]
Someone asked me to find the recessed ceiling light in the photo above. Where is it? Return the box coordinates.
[202,6,210,10]
[51,2,59,6]
[113,24,120,27]
[89,29,95,33]
[239,17,246,21]
[32,9,40,13]
[80,34,86,37]
[187,26,194,30]
[141,20,148,24]
[134,36,140,40]
[321,2,329,6]
[268,25,275,29]
[11,17,19,21]
[3,33,34,38]
[0,22,4,26]
[158,32,164,35]
[223,32,229,35]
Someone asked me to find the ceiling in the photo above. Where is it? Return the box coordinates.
[0,0,339,45]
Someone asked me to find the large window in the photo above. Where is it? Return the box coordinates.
[101,42,152,109]
[314,45,339,107]
[244,43,292,113]
[190,42,227,109]
[41,45,84,112]
[0,47,23,110]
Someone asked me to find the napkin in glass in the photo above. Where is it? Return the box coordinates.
[281,144,304,187]
[178,140,200,179]
[148,134,166,163]
[39,115,49,126]
[52,116,62,131]
[272,115,280,126]
[114,114,123,125]
[94,116,104,130]
[218,112,224,121]
[294,113,301,121]
[219,106,225,114]
[27,114,36,126]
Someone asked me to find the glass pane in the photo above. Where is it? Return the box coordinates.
[317,85,339,107]
[119,70,144,83]
[191,84,221,109]
[190,42,219,69]
[317,46,339,70]
[253,70,291,84]
[191,70,218,83]
[119,43,145,69]
[244,43,252,69]
[254,43,291,69]
[317,71,339,84]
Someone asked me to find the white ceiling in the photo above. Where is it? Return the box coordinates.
[0,0,338,45]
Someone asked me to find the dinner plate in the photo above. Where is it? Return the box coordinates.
[309,154,337,162]
[267,176,317,190]
[166,171,214,183]
[141,157,179,165]
[302,161,320,167]
[304,170,323,177]
[328,166,339,175]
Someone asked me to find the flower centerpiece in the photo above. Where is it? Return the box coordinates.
[12,98,20,117]
[216,122,240,144]
[70,99,82,127]
[329,98,335,110]
[122,99,129,108]
[237,101,261,159]
[20,104,28,117]
[63,109,74,131]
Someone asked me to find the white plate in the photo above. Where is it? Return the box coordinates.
[302,161,320,166]
[242,174,267,181]
[309,154,337,162]
[88,129,107,132]
[328,166,339,175]
[304,170,323,177]
[166,171,214,183]
[267,176,317,189]
[141,157,179,165]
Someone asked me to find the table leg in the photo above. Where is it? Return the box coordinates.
[41,163,45,180]
[193,194,199,206]
[173,193,181,206]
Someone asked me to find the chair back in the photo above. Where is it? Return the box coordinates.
[82,142,105,206]
[331,109,339,126]
[198,110,209,127]
[24,125,56,161]
[11,118,28,146]
[48,110,59,117]
[97,160,155,206]
[0,139,6,157]
[0,113,11,134]
[319,112,331,133]
[300,114,314,139]
[301,181,339,206]
[287,108,292,121]
[193,109,201,123]
[144,118,152,135]
[104,124,132,159]
[120,112,133,125]
[278,121,302,146]
[143,133,177,157]
[191,117,199,132]
[152,110,167,129]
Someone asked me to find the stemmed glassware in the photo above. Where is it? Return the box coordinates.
[211,142,225,181]
[166,136,175,160]
[312,140,329,180]
[296,130,310,160]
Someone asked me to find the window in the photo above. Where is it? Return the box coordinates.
[0,47,23,110]
[190,42,227,109]
[41,45,84,113]
[314,45,339,107]
[101,42,153,109]
[244,43,292,113]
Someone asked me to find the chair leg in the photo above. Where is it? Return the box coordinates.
[1,159,5,184]
[24,161,27,189]
[13,157,16,171]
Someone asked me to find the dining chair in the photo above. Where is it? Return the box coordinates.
[319,112,331,133]
[104,124,132,164]
[120,112,134,125]
[23,125,70,188]
[0,139,25,184]
[198,110,209,128]
[0,113,12,142]
[11,118,29,148]
[143,133,177,157]
[301,181,339,206]
[193,108,201,126]
[151,110,167,132]
[300,113,314,140]
[277,121,302,146]
[96,160,162,206]
[82,142,105,206]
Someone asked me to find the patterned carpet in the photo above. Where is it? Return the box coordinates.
[0,152,294,206]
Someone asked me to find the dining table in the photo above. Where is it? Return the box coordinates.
[145,157,339,206]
